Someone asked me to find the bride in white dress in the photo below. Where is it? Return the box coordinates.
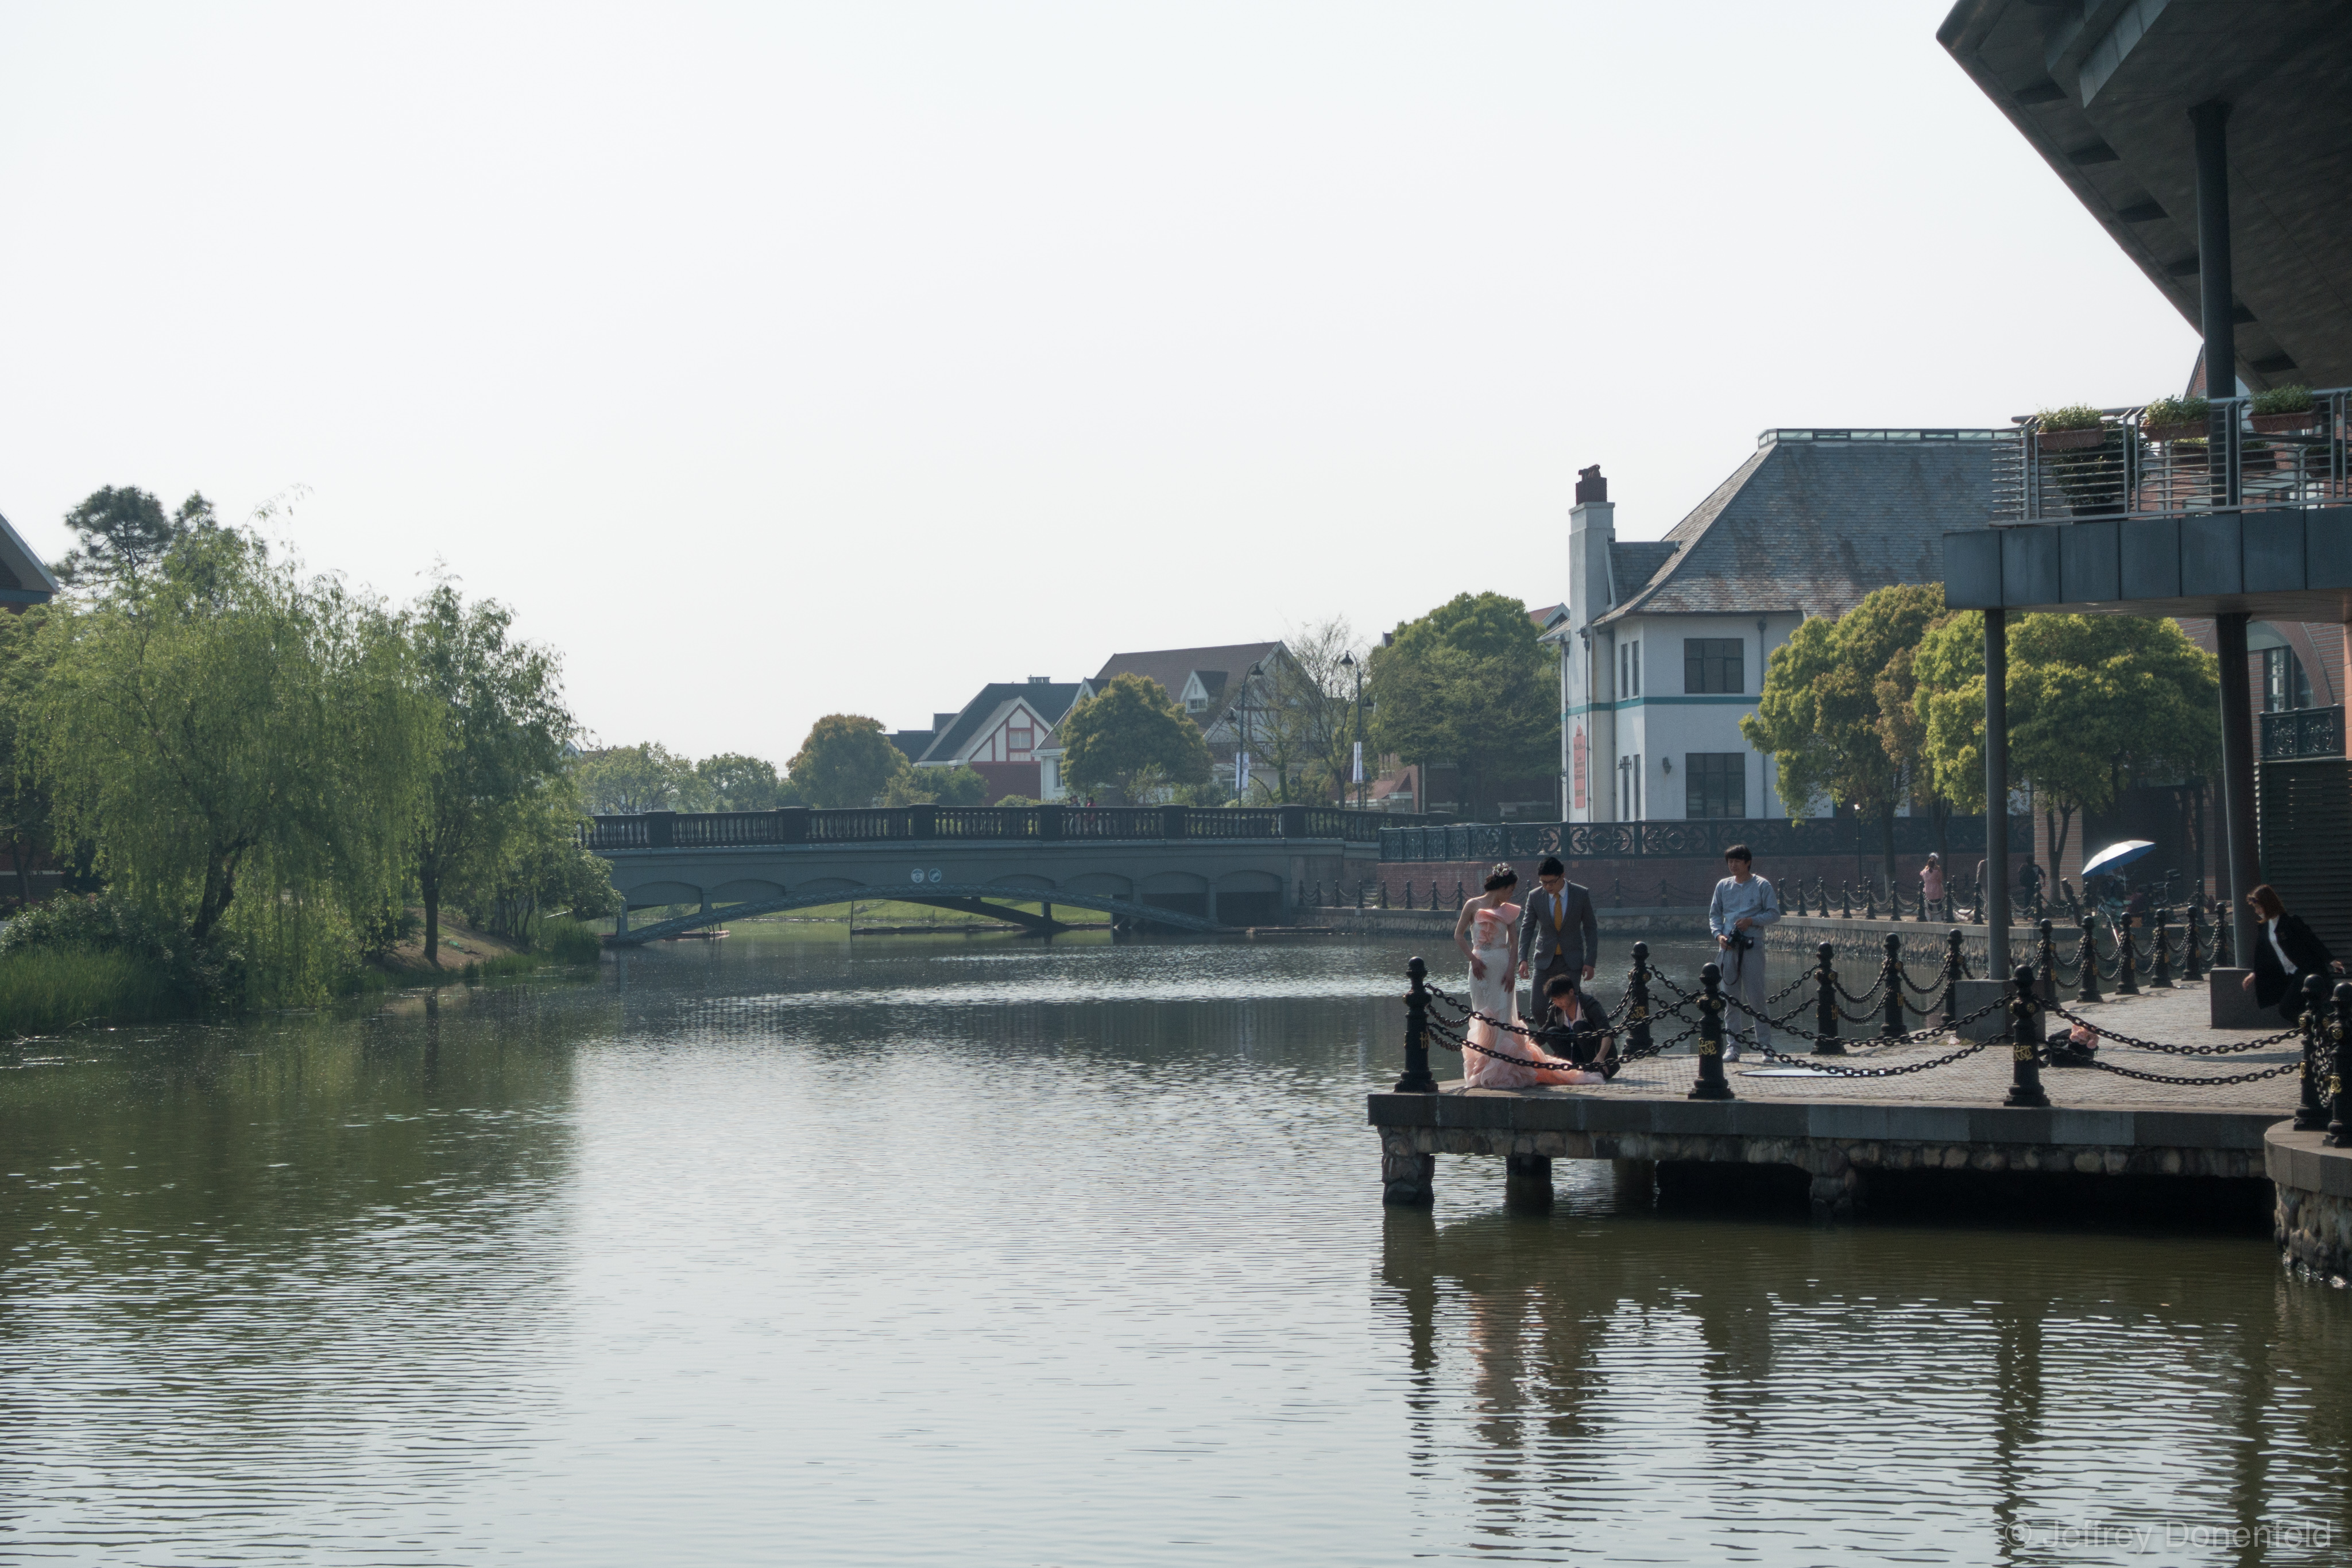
[1452,863,1600,1088]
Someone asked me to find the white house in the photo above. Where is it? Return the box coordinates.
[1548,432,2000,823]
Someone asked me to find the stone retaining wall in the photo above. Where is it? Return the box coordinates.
[2266,1123,2352,1279]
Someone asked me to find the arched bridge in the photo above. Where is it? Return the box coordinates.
[581,803,1392,944]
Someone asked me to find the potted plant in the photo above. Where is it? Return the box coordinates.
[2250,384,2319,435]
[2034,404,2125,516]
[2034,404,2109,452]
[2140,394,2210,443]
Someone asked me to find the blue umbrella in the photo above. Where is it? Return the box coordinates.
[2080,839,2156,880]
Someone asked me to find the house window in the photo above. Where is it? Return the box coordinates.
[1685,753,1746,819]
[1009,725,1034,760]
[1631,640,1641,697]
[1618,644,1628,700]
[1684,637,1743,694]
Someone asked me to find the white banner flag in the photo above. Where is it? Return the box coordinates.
[1352,741,1364,784]
[1237,750,1251,795]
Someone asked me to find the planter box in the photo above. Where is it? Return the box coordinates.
[2251,409,2320,435]
[2144,421,2207,443]
[2036,427,2109,451]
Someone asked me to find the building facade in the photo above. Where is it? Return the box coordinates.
[1550,434,2000,823]
[912,677,1086,802]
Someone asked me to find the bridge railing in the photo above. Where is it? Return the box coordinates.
[578,803,1418,852]
[1378,815,2035,864]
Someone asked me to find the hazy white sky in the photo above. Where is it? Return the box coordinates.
[0,2,2195,761]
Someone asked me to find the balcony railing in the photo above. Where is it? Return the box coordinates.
[1991,390,2350,524]
[2260,705,2345,762]
[578,803,1419,853]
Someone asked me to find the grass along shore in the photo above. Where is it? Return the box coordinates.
[0,911,605,1039]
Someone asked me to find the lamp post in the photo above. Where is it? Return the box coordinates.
[1341,651,1365,810]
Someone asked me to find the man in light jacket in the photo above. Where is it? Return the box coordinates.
[1518,856,1598,1016]
[1708,843,1780,1062]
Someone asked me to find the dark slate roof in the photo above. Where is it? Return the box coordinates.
[0,510,59,603]
[918,682,1085,765]
[887,729,934,761]
[1092,641,1283,730]
[1597,435,1998,624]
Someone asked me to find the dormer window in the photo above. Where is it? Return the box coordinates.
[1186,695,1206,713]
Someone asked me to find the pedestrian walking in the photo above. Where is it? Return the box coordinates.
[1708,843,1780,1061]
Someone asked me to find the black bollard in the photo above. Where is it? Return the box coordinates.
[1881,932,1906,1039]
[1917,876,1929,923]
[2115,910,2140,995]
[2295,973,2331,1132]
[2150,912,2174,988]
[2036,916,2058,1005]
[1863,878,1877,921]
[1841,881,1853,920]
[1627,943,1654,1059]
[2003,963,2050,1108]
[1688,962,1735,1100]
[1943,927,1967,1028]
[1813,941,1844,1055]
[2182,903,2204,982]
[1792,878,1806,917]
[1396,957,1438,1093]
[1378,881,1389,909]
[2326,981,2352,1149]
[2074,911,2103,1004]
[1356,879,1365,910]
[1404,881,1414,911]
[2214,908,2234,969]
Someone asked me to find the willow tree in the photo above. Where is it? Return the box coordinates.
[1742,583,1945,887]
[1915,611,2217,881]
[32,528,434,998]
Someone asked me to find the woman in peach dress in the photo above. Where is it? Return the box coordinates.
[1452,863,1604,1088]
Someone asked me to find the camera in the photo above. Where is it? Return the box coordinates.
[1726,929,1755,952]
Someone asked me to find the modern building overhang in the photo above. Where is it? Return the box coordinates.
[1939,0,2352,390]
[1944,505,2352,621]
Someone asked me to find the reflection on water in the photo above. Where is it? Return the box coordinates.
[2,928,2347,1564]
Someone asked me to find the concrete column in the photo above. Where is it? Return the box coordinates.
[2218,611,2261,957]
[2191,99,2238,493]
[615,903,629,936]
[1984,609,2011,970]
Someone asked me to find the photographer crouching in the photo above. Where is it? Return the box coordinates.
[1708,843,1780,1062]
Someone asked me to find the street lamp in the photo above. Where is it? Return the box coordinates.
[1237,661,1261,803]
[1341,651,1365,809]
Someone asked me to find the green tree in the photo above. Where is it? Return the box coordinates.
[1368,593,1555,820]
[407,583,575,965]
[1743,583,1945,886]
[30,527,434,994]
[877,761,989,807]
[1914,611,2218,877]
[1060,673,1212,802]
[52,487,216,584]
[695,752,786,811]
[788,715,908,807]
[574,742,695,814]
[457,784,619,940]
[0,605,59,907]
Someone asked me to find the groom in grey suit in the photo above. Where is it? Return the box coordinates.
[1518,856,1599,1005]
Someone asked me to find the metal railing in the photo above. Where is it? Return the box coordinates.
[1378,815,2032,864]
[2261,705,2345,761]
[1993,390,2350,524]
[578,803,1419,853]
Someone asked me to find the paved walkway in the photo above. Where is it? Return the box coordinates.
[1440,975,2312,1113]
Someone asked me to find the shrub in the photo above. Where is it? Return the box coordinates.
[534,915,604,964]
[0,947,184,1036]
[2253,384,2315,416]
[2035,404,2106,432]
[0,891,239,1004]
[2141,394,2210,428]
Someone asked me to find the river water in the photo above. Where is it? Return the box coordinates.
[4,929,2348,1565]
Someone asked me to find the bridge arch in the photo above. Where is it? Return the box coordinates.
[608,882,1229,944]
